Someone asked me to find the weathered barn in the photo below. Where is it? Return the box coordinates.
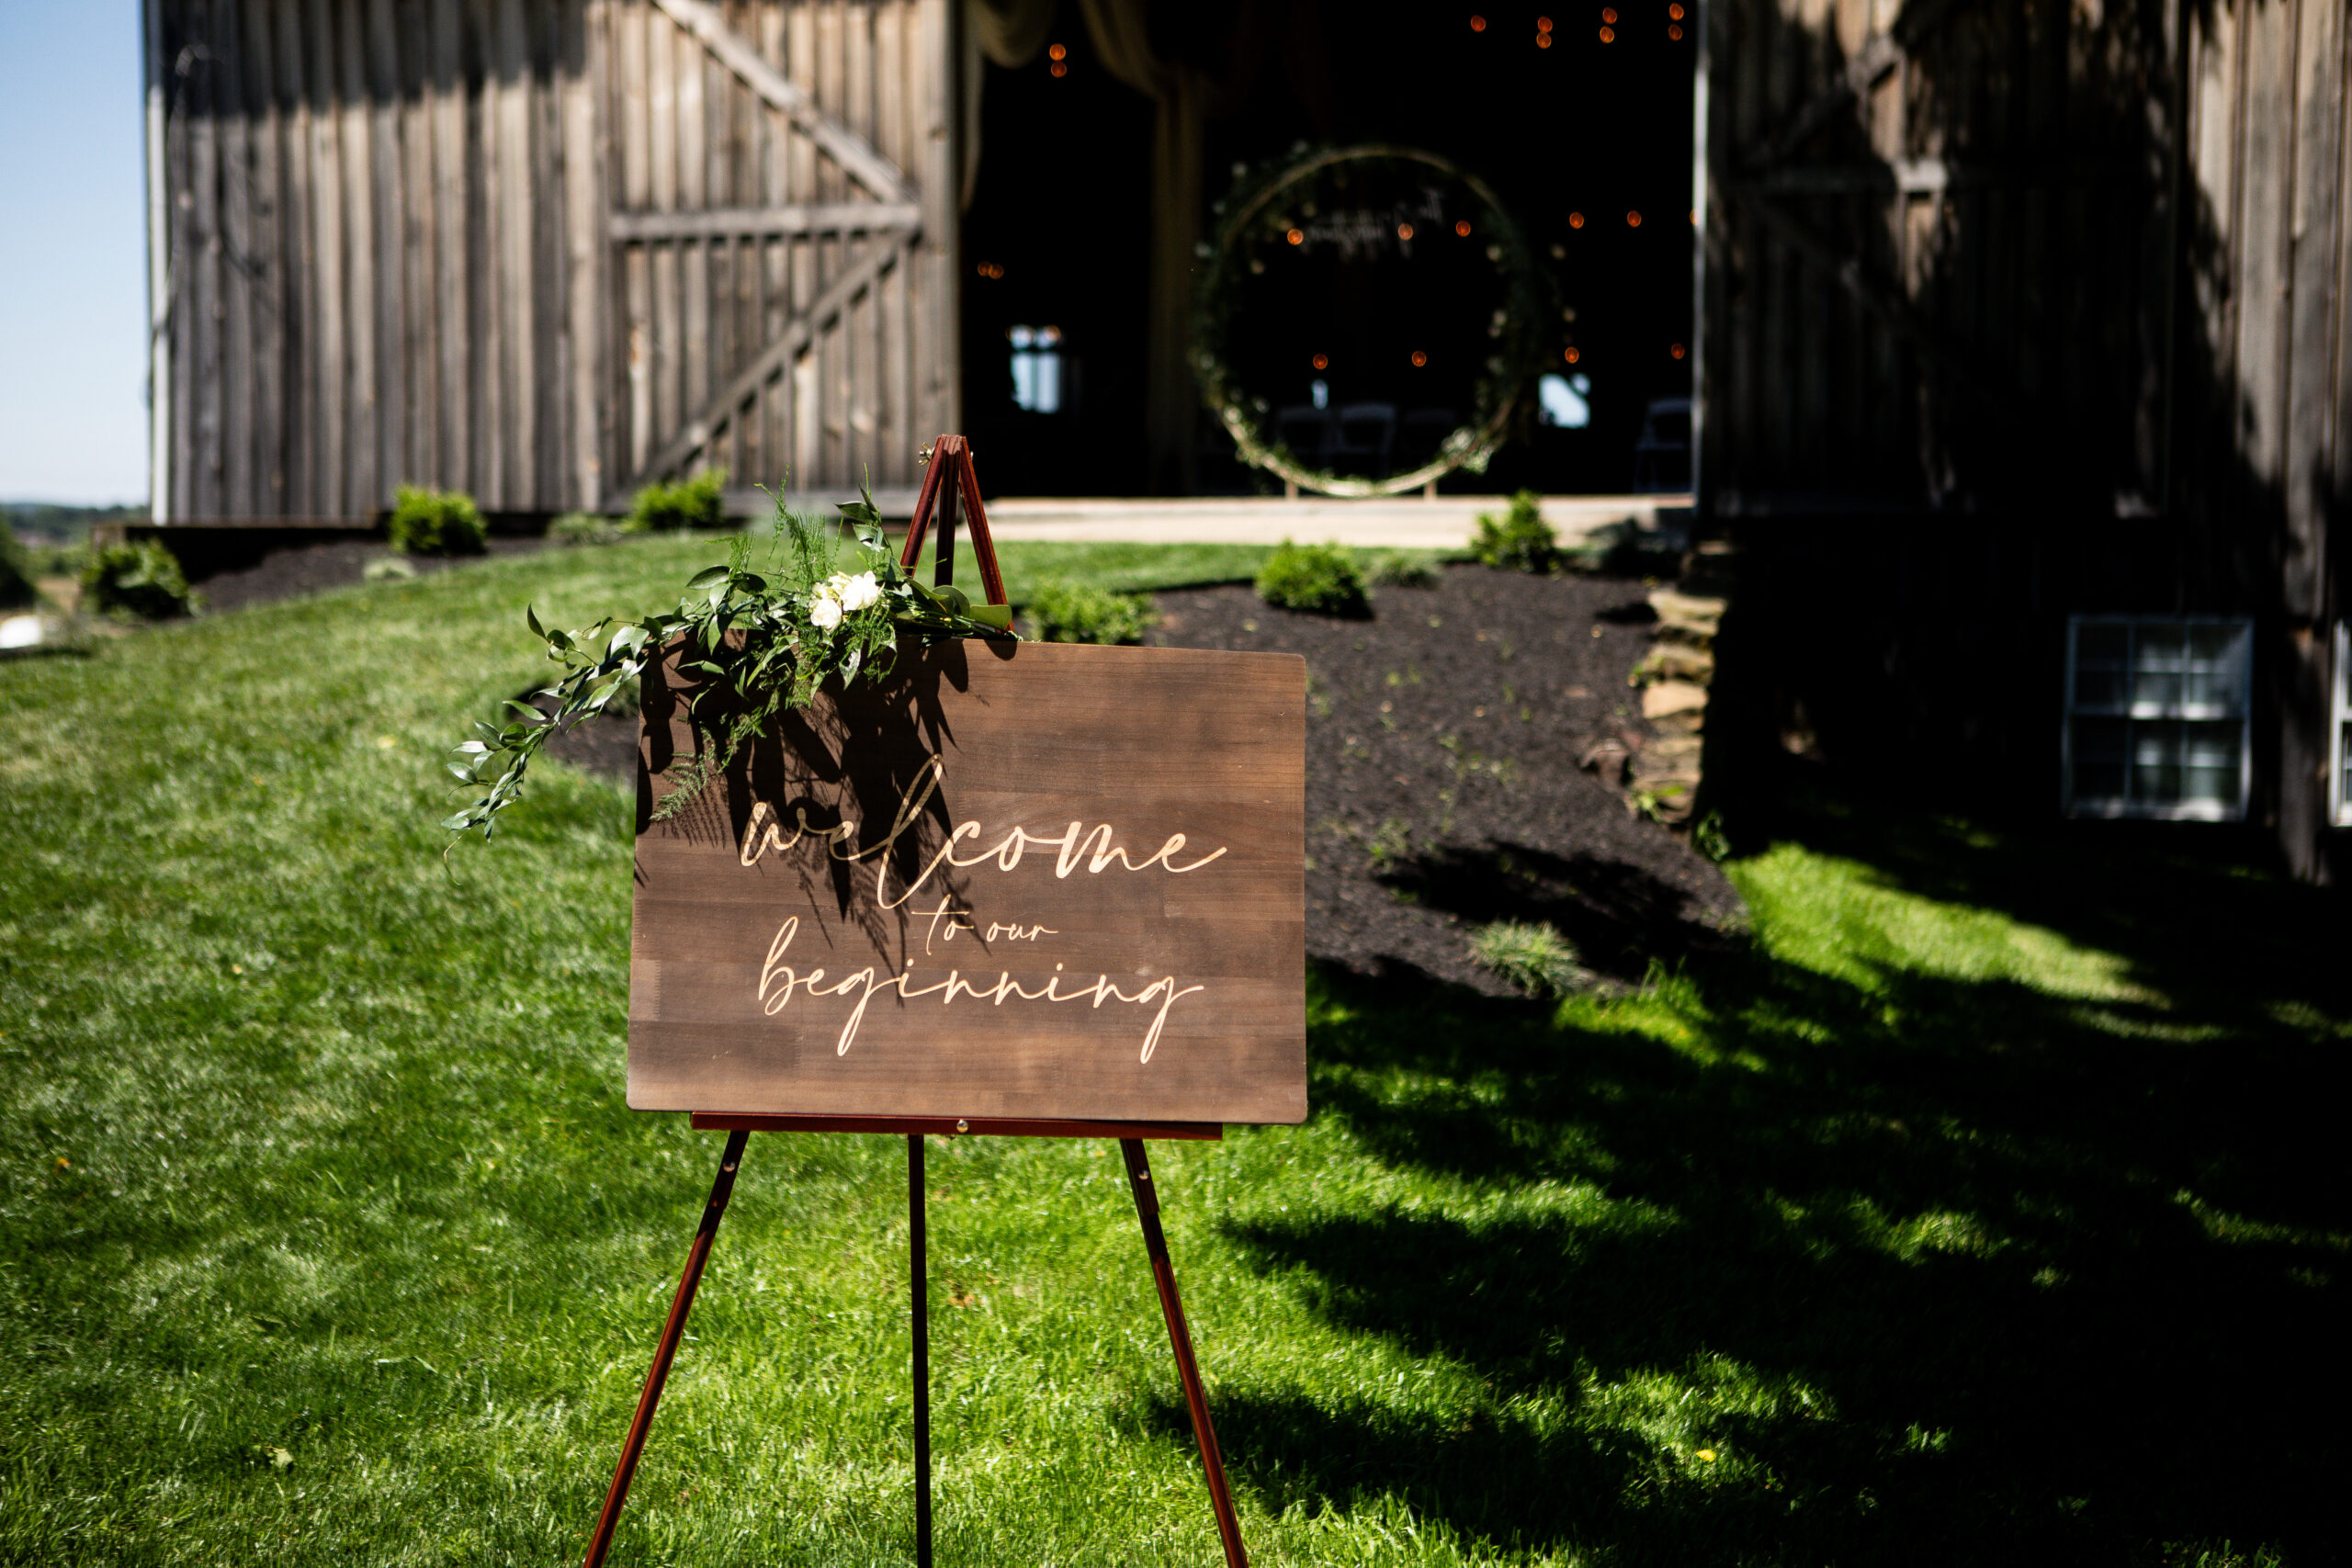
[145,0,957,519]
[1698,0,2349,877]
[143,0,2347,874]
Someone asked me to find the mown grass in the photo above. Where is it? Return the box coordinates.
[0,535,2344,1566]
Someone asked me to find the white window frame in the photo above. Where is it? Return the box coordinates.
[2062,614,2254,822]
[2332,620,2350,829]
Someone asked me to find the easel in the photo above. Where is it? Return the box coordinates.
[581,439,1249,1568]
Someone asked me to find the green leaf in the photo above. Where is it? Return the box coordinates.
[963,603,1013,630]
[685,566,729,591]
[526,605,546,639]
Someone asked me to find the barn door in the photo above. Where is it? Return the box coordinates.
[606,0,955,508]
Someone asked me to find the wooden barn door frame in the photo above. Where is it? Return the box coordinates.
[613,0,940,500]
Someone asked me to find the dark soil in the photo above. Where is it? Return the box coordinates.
[542,563,1745,994]
[196,536,555,615]
[1147,567,1744,994]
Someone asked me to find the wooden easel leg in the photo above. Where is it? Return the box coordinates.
[910,1134,933,1568]
[1118,1139,1249,1568]
[582,1128,751,1568]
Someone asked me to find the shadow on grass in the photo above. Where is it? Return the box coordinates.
[1376,840,1743,982]
[1177,802,2351,1564]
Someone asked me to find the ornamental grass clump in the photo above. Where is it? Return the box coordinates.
[81,540,198,620]
[1024,578,1155,645]
[1256,539,1369,616]
[445,486,1012,841]
[388,486,487,556]
[1469,919,1590,998]
[625,469,729,534]
[1473,490,1557,573]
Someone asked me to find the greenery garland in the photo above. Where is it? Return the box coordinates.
[1193,145,1553,498]
[444,487,1013,841]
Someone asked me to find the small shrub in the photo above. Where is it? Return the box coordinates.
[625,469,729,534]
[82,540,197,620]
[1365,817,1412,872]
[1469,919,1589,998]
[1366,549,1438,588]
[1024,578,1155,645]
[1256,539,1369,616]
[0,521,35,610]
[549,511,625,547]
[388,486,486,556]
[1472,490,1556,573]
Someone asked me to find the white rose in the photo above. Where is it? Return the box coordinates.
[841,570,881,611]
[808,592,843,630]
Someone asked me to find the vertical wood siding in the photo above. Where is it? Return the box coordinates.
[152,0,950,519]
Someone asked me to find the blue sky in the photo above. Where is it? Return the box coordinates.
[0,4,147,506]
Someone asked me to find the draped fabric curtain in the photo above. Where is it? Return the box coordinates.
[963,0,1211,492]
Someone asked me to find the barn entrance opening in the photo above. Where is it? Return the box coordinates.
[960,0,1696,497]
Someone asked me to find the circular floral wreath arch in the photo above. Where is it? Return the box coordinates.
[1193,145,1551,498]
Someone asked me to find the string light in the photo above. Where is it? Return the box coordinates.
[1397,222,1415,240]
[1668,22,1683,38]
[1312,353,1329,369]
[1455,219,1473,237]
[1601,7,1617,19]
[1670,343,1686,359]
[1050,60,1067,76]
[1569,211,1585,228]
[1286,227,1304,245]
[1538,31,1553,46]
[1537,15,1553,29]
[1627,210,1643,226]
[1410,350,1429,367]
[1565,346,1581,363]
[1048,42,1067,60]
[975,261,1004,278]
[1668,3,1684,14]
[1599,25,1613,40]
[1470,13,1487,29]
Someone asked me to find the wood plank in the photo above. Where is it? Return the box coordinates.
[622,0,654,479]
[628,640,1307,1124]
[400,0,440,489]
[650,0,680,461]
[492,0,535,510]
[2233,0,2295,491]
[913,0,956,446]
[846,2,874,481]
[243,0,288,513]
[216,1,257,517]
[531,0,563,509]
[562,0,605,510]
[788,0,817,489]
[431,0,470,493]
[188,6,223,520]
[270,0,314,514]
[606,199,920,240]
[338,0,380,515]
[679,3,710,442]
[876,2,908,485]
[2283,0,2342,619]
[817,0,843,486]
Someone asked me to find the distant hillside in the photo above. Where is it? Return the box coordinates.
[0,503,144,546]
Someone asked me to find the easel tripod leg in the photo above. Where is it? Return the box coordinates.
[1118,1139,1248,1568]
[910,1134,933,1568]
[582,1128,751,1568]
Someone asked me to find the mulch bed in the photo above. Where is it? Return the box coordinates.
[544,563,1745,998]
[1148,568,1744,994]
[195,536,554,615]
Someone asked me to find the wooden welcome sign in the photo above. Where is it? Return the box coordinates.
[627,638,1309,1123]
[586,439,1286,1568]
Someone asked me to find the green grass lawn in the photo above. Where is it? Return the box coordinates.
[1,536,2345,1566]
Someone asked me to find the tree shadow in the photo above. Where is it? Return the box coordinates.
[1375,840,1746,983]
[1164,817,2351,1562]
